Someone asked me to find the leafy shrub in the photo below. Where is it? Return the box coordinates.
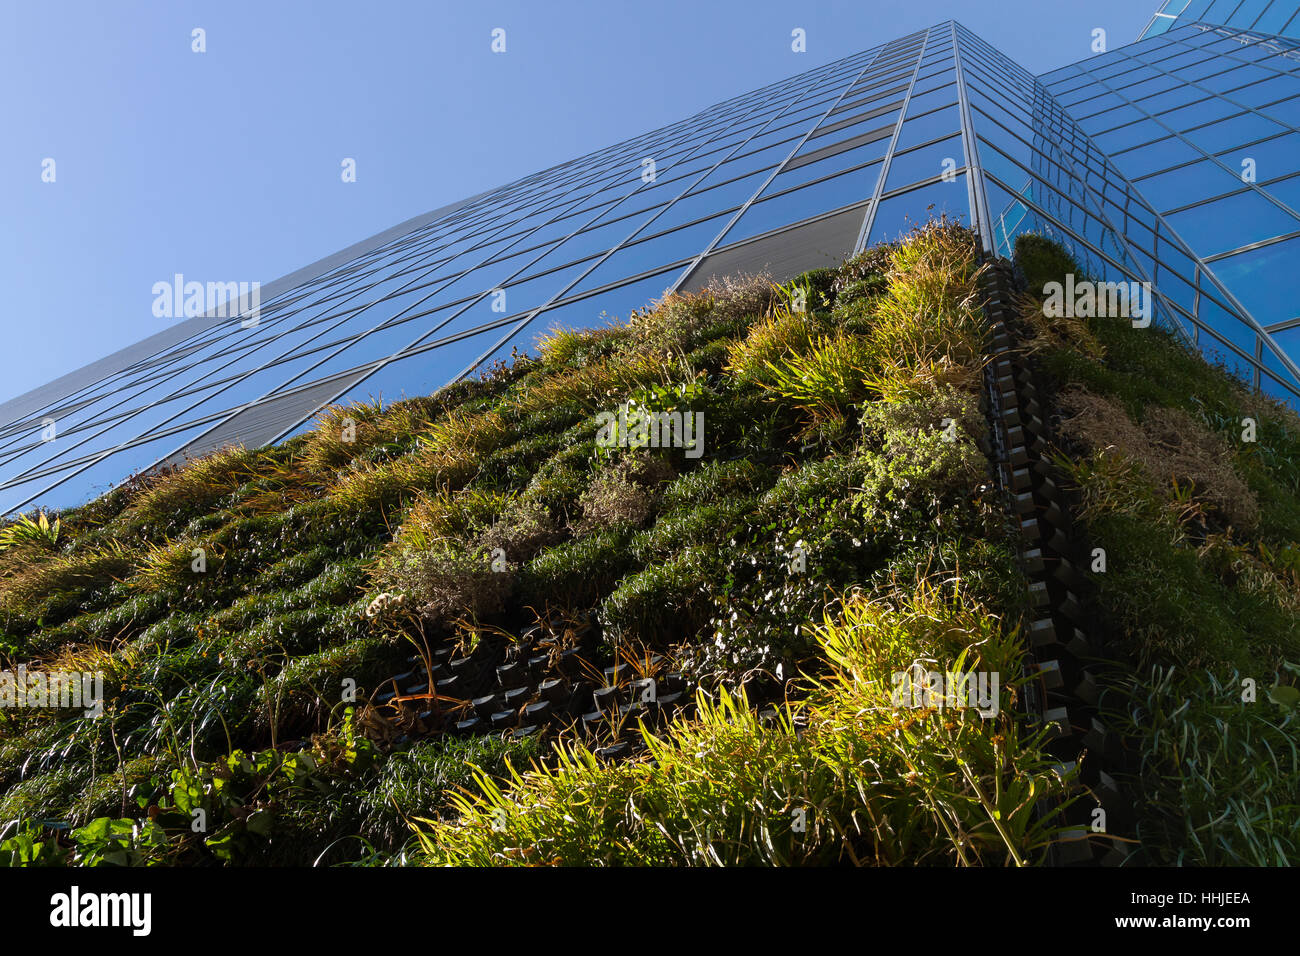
[126,446,260,533]
[574,452,676,532]
[1014,232,1080,294]
[672,456,884,682]
[1057,387,1259,530]
[536,325,631,370]
[620,289,719,357]
[759,452,870,514]
[631,497,755,563]
[793,267,838,310]
[682,337,732,375]
[518,441,592,518]
[375,543,513,625]
[518,528,633,611]
[416,588,1070,866]
[0,512,61,552]
[854,429,989,539]
[832,245,893,305]
[477,497,563,565]
[697,271,775,324]
[859,384,984,450]
[355,734,541,850]
[391,488,509,555]
[659,459,774,511]
[1109,666,1300,865]
[598,548,719,648]
[863,218,986,400]
[725,306,820,385]
[0,544,135,613]
[754,329,873,432]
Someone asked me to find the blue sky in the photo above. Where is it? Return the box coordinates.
[0,0,1151,404]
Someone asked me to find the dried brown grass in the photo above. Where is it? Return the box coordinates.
[1058,387,1259,529]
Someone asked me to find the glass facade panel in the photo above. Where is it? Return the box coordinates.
[1213,236,1300,324]
[884,134,965,191]
[894,106,962,150]
[869,175,969,244]
[724,169,878,243]
[1133,158,1248,209]
[1165,189,1300,254]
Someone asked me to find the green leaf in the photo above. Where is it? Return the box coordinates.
[72,817,113,843]
[245,809,274,837]
[1266,684,1300,709]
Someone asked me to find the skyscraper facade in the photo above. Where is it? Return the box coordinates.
[1142,0,1300,39]
[1044,16,1300,397]
[3,10,1298,517]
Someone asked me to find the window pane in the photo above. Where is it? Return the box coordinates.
[893,105,961,150]
[1184,111,1286,153]
[869,174,970,245]
[725,169,877,244]
[885,133,965,192]
[1211,236,1300,325]
[569,214,730,295]
[1166,190,1300,256]
[1134,158,1250,210]
[1113,135,1202,178]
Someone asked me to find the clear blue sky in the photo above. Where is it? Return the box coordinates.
[0,0,1152,404]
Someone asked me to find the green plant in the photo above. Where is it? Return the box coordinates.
[517,527,634,611]
[70,816,170,867]
[0,820,69,866]
[862,218,987,401]
[354,734,540,850]
[773,275,816,314]
[1109,666,1300,865]
[414,588,1073,866]
[598,548,718,648]
[725,305,820,385]
[0,512,61,552]
[0,541,135,613]
[375,542,513,626]
[757,329,873,432]
[126,445,260,533]
[1014,232,1080,294]
[832,246,893,307]
[659,459,774,511]
[574,451,676,532]
[6,212,1292,871]
[593,377,709,461]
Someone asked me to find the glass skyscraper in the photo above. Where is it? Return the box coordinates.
[1044,14,1300,399]
[1142,0,1300,39]
[3,8,1299,517]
